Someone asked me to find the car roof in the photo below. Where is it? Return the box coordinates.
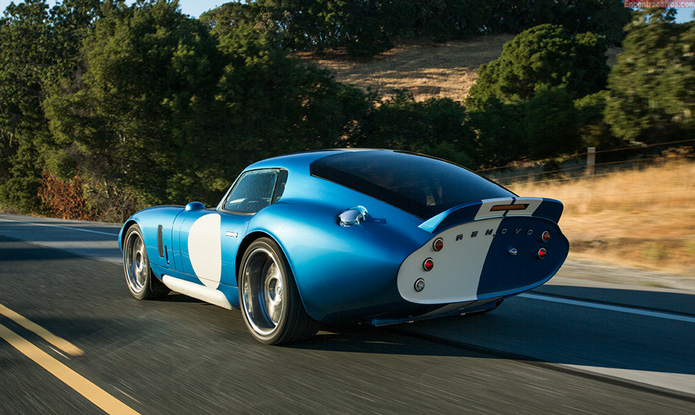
[244,149,381,172]
[245,149,514,220]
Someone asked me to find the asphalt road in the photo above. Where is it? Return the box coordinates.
[1,213,694,414]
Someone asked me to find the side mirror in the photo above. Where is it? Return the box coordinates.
[185,201,206,211]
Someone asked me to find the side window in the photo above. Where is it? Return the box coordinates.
[272,170,288,204]
[223,169,285,213]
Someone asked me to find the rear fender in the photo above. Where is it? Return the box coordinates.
[246,200,426,322]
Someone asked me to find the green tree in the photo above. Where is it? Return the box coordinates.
[466,24,609,162]
[604,9,695,144]
[524,87,582,159]
[201,1,630,58]
[574,90,623,149]
[213,20,372,161]
[355,91,478,167]
[45,0,225,219]
[44,0,372,219]
[467,24,609,110]
[0,0,99,213]
[468,98,525,166]
[560,0,632,46]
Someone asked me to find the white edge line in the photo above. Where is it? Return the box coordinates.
[520,293,695,324]
[0,218,119,237]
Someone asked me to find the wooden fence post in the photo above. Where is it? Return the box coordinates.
[587,146,596,177]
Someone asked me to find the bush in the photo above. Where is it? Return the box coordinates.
[524,87,582,159]
[355,92,479,167]
[468,98,526,166]
[38,174,95,220]
[467,24,608,109]
[604,10,695,144]
[574,90,624,150]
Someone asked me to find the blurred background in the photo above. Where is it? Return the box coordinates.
[1,1,693,275]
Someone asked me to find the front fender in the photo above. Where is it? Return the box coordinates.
[118,206,185,271]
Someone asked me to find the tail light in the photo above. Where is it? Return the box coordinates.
[490,203,528,212]
[541,231,550,242]
[432,238,444,252]
[537,248,547,259]
[423,258,434,271]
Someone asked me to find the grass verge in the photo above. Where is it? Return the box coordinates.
[508,159,695,276]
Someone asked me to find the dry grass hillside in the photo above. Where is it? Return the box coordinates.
[308,37,693,277]
[302,34,515,102]
[509,160,695,276]
[305,34,624,103]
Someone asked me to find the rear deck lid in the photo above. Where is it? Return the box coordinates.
[418,197,564,234]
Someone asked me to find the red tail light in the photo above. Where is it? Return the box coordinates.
[537,248,547,259]
[423,258,434,271]
[490,204,528,212]
[432,238,444,252]
[541,231,550,242]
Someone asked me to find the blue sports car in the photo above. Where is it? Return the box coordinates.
[119,149,569,344]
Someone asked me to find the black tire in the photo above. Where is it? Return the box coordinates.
[122,224,169,300]
[239,238,319,345]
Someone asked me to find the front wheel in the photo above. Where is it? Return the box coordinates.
[239,238,318,345]
[123,224,169,300]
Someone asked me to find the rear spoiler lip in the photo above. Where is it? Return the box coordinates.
[418,197,564,234]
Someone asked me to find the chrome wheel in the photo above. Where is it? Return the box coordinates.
[124,229,148,296]
[241,247,285,336]
[122,224,169,300]
[239,238,319,345]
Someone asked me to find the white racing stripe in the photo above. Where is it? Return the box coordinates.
[397,218,503,304]
[0,218,119,237]
[521,293,695,324]
[187,214,222,289]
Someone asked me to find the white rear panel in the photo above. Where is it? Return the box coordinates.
[397,218,503,304]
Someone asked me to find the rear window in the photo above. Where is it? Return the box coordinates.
[310,151,514,219]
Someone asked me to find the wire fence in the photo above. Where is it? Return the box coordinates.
[477,138,695,187]
[479,139,695,276]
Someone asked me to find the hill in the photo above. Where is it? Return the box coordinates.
[303,34,622,103]
[301,34,514,102]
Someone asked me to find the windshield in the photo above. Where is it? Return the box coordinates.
[310,151,514,219]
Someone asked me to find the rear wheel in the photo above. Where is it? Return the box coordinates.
[123,224,169,300]
[239,238,318,345]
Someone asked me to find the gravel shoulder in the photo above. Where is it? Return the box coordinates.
[553,258,695,293]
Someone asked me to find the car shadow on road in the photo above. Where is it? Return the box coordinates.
[290,285,695,377]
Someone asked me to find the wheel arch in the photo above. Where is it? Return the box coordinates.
[235,230,318,317]
[119,219,139,251]
[236,231,283,284]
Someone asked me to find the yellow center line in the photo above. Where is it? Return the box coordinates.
[0,303,84,357]
[0,322,140,415]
